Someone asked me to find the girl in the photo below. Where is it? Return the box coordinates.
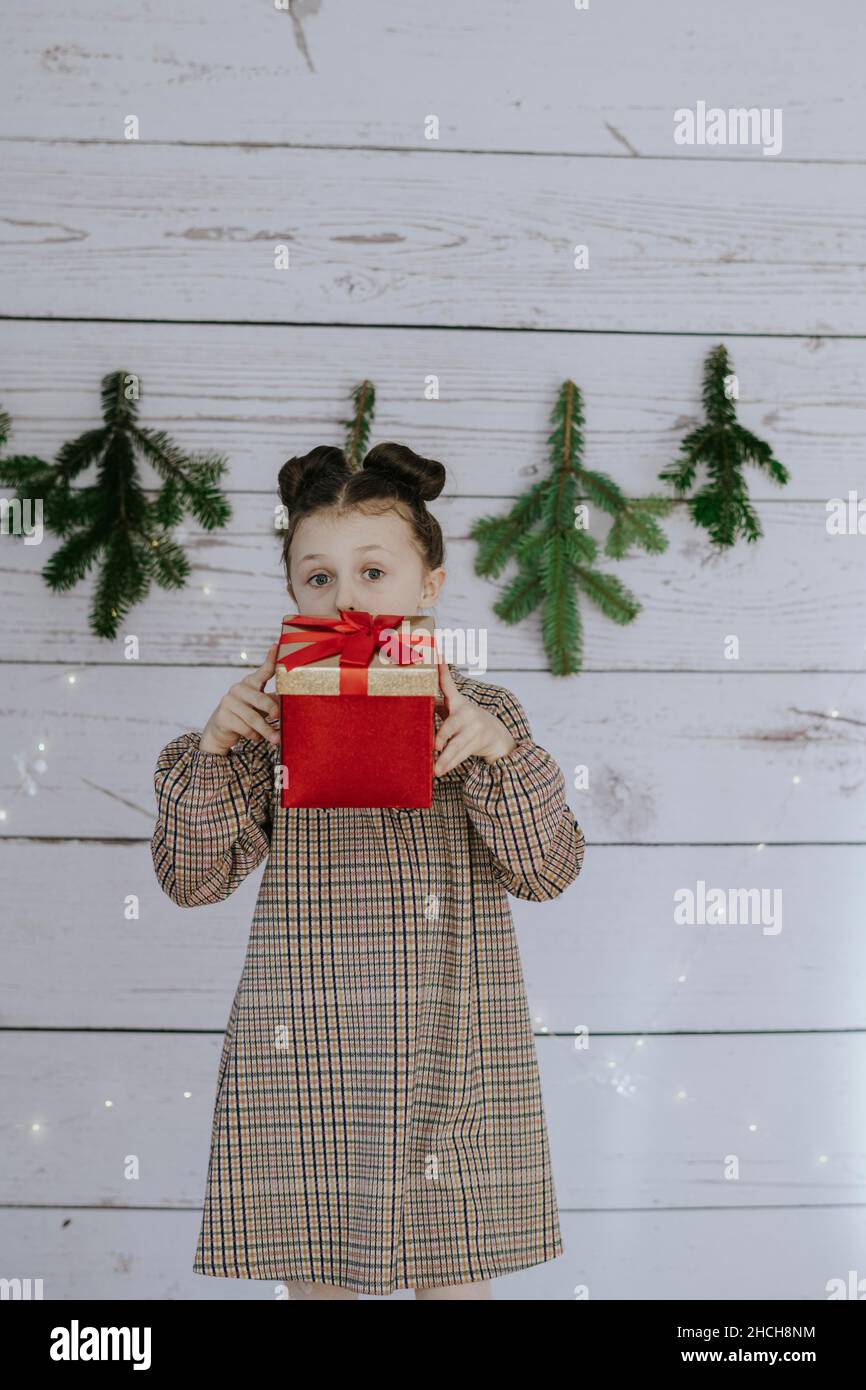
[150,441,585,1300]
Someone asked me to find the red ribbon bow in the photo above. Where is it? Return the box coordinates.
[277,609,435,695]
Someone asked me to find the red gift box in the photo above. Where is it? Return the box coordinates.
[274,609,445,809]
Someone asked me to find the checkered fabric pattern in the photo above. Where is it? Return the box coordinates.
[150,665,585,1295]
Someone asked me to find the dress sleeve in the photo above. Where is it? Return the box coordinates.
[150,730,275,907]
[461,684,585,902]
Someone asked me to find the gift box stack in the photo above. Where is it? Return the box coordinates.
[274,609,445,809]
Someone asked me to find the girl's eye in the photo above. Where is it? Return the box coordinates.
[306,568,383,586]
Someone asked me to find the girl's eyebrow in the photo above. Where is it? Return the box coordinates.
[299,545,394,562]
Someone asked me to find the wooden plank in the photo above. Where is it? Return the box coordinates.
[2,1033,863,1210]
[2,496,864,668]
[4,143,863,333]
[0,321,859,499]
[0,668,862,840]
[1,1,861,161]
[0,1205,859,1299]
[2,843,862,1033]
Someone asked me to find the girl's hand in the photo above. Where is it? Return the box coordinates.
[199,643,282,755]
[433,663,517,776]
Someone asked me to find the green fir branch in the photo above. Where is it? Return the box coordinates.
[604,495,674,560]
[660,343,789,547]
[470,480,548,579]
[343,380,376,469]
[492,560,546,626]
[0,370,233,640]
[542,568,582,676]
[470,379,667,675]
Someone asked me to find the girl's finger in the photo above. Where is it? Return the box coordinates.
[236,684,280,721]
[437,661,462,708]
[216,709,264,743]
[433,706,471,753]
[225,692,280,744]
[244,643,279,691]
[434,729,476,776]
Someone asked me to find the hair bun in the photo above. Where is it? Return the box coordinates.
[278,445,349,510]
[362,441,446,503]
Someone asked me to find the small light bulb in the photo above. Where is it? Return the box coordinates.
[32,1123,40,1132]
[104,1099,113,1108]
[67,673,77,685]
[792,775,800,784]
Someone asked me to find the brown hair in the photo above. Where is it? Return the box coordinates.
[278,441,447,593]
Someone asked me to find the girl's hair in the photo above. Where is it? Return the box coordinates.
[277,441,447,588]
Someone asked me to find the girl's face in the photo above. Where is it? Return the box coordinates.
[287,505,445,618]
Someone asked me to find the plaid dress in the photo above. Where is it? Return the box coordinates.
[150,664,585,1295]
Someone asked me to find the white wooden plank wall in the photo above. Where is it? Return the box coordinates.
[1,1,863,1301]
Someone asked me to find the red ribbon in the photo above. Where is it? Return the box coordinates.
[277,609,436,695]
